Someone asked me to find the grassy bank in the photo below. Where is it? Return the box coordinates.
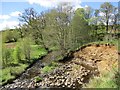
[1,44,47,85]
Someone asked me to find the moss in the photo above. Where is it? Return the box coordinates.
[41,61,58,74]
[41,65,55,73]
[34,76,43,83]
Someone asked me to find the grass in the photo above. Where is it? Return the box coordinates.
[34,76,43,83]
[41,61,58,73]
[114,71,120,89]
[84,67,118,88]
[41,66,55,73]
[30,45,47,59]
[1,63,27,85]
[1,43,47,85]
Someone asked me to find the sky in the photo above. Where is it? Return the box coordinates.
[0,0,119,30]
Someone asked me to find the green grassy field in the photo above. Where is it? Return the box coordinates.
[1,44,47,85]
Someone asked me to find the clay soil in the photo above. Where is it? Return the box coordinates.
[73,44,118,75]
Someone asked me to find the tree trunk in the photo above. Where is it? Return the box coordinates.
[106,19,109,34]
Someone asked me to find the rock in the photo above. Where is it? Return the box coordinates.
[80,78,84,82]
[66,72,70,75]
[84,72,88,76]
[49,76,54,80]
[46,83,50,87]
[62,85,65,87]
[78,80,82,85]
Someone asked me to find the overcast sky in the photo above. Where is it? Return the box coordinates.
[0,0,119,30]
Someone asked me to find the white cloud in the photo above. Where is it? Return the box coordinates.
[0,11,21,30]
[10,11,22,17]
[73,5,83,10]
[28,0,56,7]
[0,21,19,30]
[0,11,21,20]
[85,5,88,7]
[27,0,82,9]
[0,15,10,20]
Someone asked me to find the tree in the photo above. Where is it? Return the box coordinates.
[71,8,90,49]
[19,8,48,50]
[111,7,119,33]
[3,29,19,43]
[100,2,114,33]
[3,30,13,43]
[18,24,26,38]
[89,9,99,35]
[84,6,93,22]
[93,9,100,38]
[43,9,70,54]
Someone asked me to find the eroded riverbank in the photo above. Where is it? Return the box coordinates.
[1,44,118,89]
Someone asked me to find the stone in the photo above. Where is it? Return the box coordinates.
[78,81,82,85]
[84,72,88,75]
[49,76,54,80]
[66,72,70,75]
[80,78,84,82]
[62,85,65,87]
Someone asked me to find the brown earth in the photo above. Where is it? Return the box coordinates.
[5,42,16,48]
[73,44,118,75]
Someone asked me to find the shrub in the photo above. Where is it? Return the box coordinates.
[12,44,22,64]
[2,45,12,67]
[22,37,31,61]
[3,29,20,43]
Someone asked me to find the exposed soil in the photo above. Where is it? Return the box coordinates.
[73,44,118,75]
[5,42,16,48]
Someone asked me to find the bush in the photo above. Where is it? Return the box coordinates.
[22,37,31,61]
[1,67,15,85]
[12,44,22,64]
[3,30,13,43]
[2,45,13,67]
[3,29,20,43]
